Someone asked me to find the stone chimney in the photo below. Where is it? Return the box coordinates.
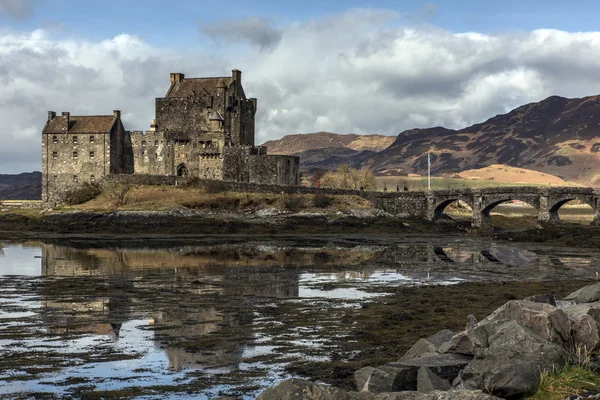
[113,110,121,119]
[47,111,56,121]
[170,73,184,84]
[61,112,70,132]
[232,69,241,83]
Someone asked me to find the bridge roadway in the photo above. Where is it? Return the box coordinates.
[377,186,600,231]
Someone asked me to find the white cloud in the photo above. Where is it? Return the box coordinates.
[3,9,600,172]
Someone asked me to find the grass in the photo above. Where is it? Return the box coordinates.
[74,185,373,213]
[527,365,600,400]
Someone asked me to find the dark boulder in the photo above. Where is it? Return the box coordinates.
[455,320,570,399]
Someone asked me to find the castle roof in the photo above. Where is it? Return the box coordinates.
[166,77,233,98]
[43,115,116,134]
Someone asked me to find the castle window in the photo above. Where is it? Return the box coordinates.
[73,175,78,183]
[53,175,57,182]
[89,151,95,159]
[90,135,95,143]
[206,141,212,148]
[73,151,78,159]
[154,140,158,147]
[142,140,146,146]
[52,151,58,159]
[90,175,95,183]
[72,136,78,144]
[52,135,57,144]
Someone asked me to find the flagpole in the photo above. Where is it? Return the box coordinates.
[427,152,431,191]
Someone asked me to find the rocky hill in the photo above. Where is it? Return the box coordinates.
[0,172,42,200]
[264,95,600,185]
[262,132,395,154]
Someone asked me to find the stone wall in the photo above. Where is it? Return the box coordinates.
[130,131,169,175]
[156,96,214,140]
[42,131,111,204]
[248,154,300,186]
[102,174,430,218]
[198,155,224,180]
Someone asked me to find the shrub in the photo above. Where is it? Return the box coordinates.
[280,193,303,212]
[202,180,227,194]
[314,192,333,208]
[106,183,133,209]
[321,166,377,190]
[182,176,201,187]
[65,183,102,205]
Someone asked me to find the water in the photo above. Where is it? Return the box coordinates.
[0,236,599,398]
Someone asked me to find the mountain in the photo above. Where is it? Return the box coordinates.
[366,95,600,184]
[0,172,42,200]
[262,132,395,154]
[261,132,396,173]
[264,96,600,185]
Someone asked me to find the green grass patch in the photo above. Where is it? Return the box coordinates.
[527,365,600,400]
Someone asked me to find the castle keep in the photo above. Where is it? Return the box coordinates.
[42,70,299,203]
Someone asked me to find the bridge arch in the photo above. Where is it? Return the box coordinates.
[431,196,474,221]
[474,194,540,231]
[548,195,596,224]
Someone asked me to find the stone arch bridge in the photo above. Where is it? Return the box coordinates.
[373,186,600,231]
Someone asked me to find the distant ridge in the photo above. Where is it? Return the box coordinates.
[0,172,42,200]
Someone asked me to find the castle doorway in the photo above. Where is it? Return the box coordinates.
[177,164,189,177]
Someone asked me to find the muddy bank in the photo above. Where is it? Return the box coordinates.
[493,225,600,248]
[0,210,465,239]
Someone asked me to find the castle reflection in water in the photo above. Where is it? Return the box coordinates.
[36,239,596,371]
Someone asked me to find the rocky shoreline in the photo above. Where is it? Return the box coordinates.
[255,282,600,400]
[0,209,464,239]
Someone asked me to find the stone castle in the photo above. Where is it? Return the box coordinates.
[41,69,299,204]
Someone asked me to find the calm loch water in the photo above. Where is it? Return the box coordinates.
[0,236,598,399]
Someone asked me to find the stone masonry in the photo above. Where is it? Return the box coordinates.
[42,70,299,204]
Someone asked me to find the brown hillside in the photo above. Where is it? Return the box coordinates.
[261,132,395,155]
[458,165,569,185]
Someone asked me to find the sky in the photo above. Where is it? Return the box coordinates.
[2,0,600,173]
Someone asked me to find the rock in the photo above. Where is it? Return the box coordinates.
[524,293,557,306]
[356,366,376,391]
[565,283,600,304]
[482,300,571,346]
[360,354,472,393]
[366,365,414,393]
[466,314,478,330]
[563,302,600,352]
[399,330,456,361]
[257,378,358,400]
[441,319,508,355]
[421,392,503,400]
[425,329,456,348]
[456,320,570,399]
[389,353,472,385]
[417,367,451,393]
[399,339,438,361]
[259,379,503,400]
